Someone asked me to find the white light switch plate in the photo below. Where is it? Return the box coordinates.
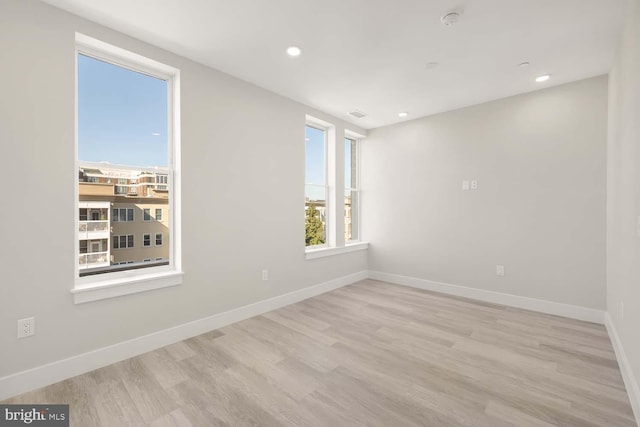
[496,265,505,276]
[462,180,470,191]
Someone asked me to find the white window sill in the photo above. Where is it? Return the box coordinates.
[305,242,369,260]
[71,271,183,304]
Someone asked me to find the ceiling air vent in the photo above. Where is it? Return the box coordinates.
[349,110,367,119]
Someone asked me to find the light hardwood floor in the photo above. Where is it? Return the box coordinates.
[3,280,636,426]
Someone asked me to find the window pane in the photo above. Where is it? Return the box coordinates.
[305,124,327,247]
[78,54,168,166]
[305,126,325,185]
[127,235,134,248]
[345,138,357,188]
[155,208,162,221]
[345,190,359,241]
[345,138,359,241]
[144,208,151,221]
[127,209,134,222]
[305,186,326,246]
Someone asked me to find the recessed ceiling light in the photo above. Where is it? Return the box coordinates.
[398,112,409,118]
[536,74,551,82]
[518,62,530,68]
[286,46,301,57]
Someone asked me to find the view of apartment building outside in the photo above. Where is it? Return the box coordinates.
[303,197,354,242]
[78,163,169,275]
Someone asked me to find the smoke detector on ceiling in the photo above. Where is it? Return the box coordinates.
[440,11,461,27]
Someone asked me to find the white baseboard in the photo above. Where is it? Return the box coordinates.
[368,271,605,324]
[605,313,640,425]
[0,270,368,401]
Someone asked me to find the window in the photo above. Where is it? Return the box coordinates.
[345,137,360,241]
[155,233,163,246]
[305,124,327,247]
[87,176,98,183]
[303,118,368,259]
[74,33,182,304]
[156,174,168,190]
[143,259,151,262]
[143,234,151,247]
[155,208,162,221]
[113,235,134,249]
[113,208,134,222]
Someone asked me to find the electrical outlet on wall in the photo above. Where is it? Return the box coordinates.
[471,180,478,190]
[496,265,505,277]
[17,317,35,338]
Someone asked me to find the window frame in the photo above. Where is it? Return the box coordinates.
[72,33,183,304]
[304,123,368,260]
[304,119,330,250]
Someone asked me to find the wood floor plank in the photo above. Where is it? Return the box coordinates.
[2,279,636,426]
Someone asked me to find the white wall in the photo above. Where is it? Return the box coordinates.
[607,0,640,413]
[362,76,608,309]
[0,0,366,380]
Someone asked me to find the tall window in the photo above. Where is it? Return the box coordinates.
[345,137,360,241]
[305,125,327,247]
[75,34,180,302]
